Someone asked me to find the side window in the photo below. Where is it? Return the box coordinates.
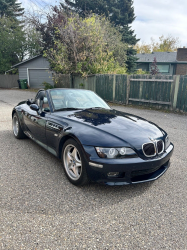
[35,95,41,111]
[34,91,49,112]
[36,97,41,108]
[42,97,50,112]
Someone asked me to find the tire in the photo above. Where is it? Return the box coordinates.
[12,113,26,139]
[62,139,89,186]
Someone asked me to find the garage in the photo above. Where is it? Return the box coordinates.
[28,68,53,89]
[12,55,54,89]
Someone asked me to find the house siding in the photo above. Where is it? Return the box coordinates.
[19,67,27,80]
[169,64,174,75]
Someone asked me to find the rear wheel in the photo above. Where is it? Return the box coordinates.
[62,139,88,186]
[12,113,26,139]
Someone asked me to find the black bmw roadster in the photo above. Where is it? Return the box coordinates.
[12,88,174,186]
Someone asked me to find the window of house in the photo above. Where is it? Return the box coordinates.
[157,64,170,73]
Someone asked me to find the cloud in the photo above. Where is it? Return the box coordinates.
[132,0,187,47]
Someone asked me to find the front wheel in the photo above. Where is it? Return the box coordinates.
[12,113,26,139]
[62,139,89,186]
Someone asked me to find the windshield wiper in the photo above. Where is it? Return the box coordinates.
[55,107,109,112]
[55,108,83,111]
[84,107,104,110]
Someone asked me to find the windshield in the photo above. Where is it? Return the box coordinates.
[49,89,111,111]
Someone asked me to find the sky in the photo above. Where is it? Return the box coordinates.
[19,0,187,47]
[132,0,187,47]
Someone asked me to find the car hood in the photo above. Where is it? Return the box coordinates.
[53,108,165,147]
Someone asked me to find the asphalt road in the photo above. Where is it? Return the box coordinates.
[0,89,187,250]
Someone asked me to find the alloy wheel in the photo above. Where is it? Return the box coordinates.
[63,144,82,181]
[13,115,19,136]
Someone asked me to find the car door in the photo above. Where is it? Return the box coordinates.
[45,113,68,156]
[23,90,47,147]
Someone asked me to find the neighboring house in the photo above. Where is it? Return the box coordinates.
[12,55,54,88]
[136,48,187,75]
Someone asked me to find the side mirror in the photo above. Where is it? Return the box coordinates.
[30,104,39,112]
[27,99,33,105]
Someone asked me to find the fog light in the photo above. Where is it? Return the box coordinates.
[107,172,120,177]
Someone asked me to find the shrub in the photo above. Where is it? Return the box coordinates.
[42,81,54,90]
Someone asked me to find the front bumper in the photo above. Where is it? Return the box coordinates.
[83,144,174,185]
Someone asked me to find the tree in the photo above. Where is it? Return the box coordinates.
[21,24,43,59]
[151,35,180,52]
[31,6,67,51]
[0,0,26,73]
[60,0,139,73]
[150,57,159,76]
[134,42,152,54]
[0,1,43,73]
[43,12,127,76]
[0,0,24,19]
[135,35,180,54]
[0,17,25,73]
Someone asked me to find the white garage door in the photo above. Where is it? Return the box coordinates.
[29,69,54,89]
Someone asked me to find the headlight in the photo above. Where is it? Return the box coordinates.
[95,147,137,159]
[165,135,170,149]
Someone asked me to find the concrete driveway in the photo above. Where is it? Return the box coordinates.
[0,89,187,249]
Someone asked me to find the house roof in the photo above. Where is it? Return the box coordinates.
[136,52,177,63]
[11,55,42,68]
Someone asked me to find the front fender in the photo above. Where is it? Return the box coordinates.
[12,106,25,131]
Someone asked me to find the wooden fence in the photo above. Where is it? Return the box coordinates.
[54,74,187,113]
[176,75,187,112]
[0,75,19,88]
[128,75,175,110]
